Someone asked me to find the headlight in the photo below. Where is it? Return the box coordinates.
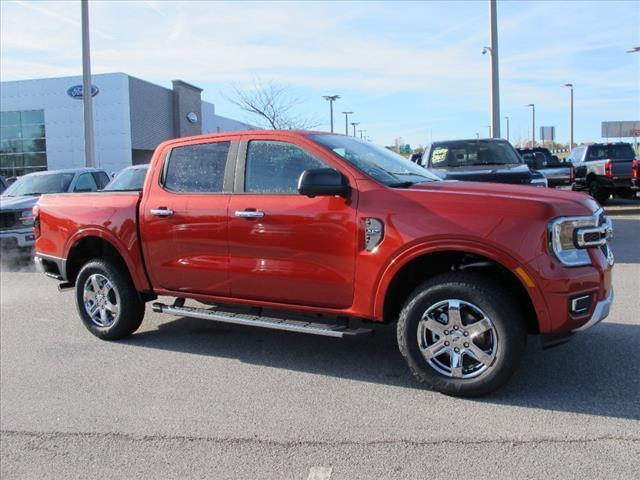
[19,209,34,225]
[548,210,612,267]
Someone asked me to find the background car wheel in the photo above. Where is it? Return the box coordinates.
[588,181,609,205]
[75,259,145,340]
[397,272,526,397]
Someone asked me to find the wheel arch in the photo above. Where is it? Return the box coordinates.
[375,247,544,335]
[65,230,151,293]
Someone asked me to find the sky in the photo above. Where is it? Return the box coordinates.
[1,0,639,147]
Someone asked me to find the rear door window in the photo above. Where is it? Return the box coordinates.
[163,141,231,193]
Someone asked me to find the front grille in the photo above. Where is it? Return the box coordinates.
[0,212,20,230]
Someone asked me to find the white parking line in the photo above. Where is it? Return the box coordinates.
[307,466,333,480]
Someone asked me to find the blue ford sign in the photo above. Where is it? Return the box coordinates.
[67,85,99,99]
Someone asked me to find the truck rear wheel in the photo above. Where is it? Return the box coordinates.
[75,259,145,340]
[397,273,526,397]
[588,180,610,205]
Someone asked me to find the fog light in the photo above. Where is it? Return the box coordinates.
[570,295,592,315]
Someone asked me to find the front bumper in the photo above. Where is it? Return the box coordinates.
[571,289,613,332]
[0,228,35,248]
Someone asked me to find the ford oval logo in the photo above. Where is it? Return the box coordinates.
[67,85,99,99]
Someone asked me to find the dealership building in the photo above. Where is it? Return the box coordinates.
[0,73,254,177]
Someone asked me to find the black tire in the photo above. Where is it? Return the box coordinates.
[75,258,145,340]
[615,188,634,199]
[397,272,526,397]
[588,180,609,205]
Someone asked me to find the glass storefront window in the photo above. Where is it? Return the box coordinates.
[0,109,47,178]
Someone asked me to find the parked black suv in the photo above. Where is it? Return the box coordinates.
[567,142,638,204]
[419,139,548,186]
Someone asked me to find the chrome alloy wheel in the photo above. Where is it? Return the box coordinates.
[417,299,498,379]
[83,273,120,328]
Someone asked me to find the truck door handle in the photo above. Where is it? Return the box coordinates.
[235,210,265,218]
[150,208,174,217]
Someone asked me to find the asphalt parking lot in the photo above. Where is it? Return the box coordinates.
[1,199,639,479]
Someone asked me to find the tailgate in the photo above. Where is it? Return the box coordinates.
[610,158,633,178]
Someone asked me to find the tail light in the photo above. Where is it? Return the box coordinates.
[632,159,639,180]
[604,160,613,177]
[32,204,41,240]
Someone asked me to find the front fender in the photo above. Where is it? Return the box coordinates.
[371,238,550,332]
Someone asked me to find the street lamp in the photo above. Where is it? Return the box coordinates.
[504,116,510,142]
[351,121,359,137]
[480,0,501,138]
[81,0,95,167]
[564,84,574,150]
[322,95,340,133]
[341,111,353,136]
[526,104,535,147]
[358,129,366,139]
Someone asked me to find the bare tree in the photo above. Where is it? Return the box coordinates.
[225,78,319,130]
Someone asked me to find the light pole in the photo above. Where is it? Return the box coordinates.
[480,0,501,138]
[358,129,366,139]
[504,116,510,141]
[564,84,574,150]
[341,111,353,136]
[351,122,359,137]
[526,104,535,147]
[487,125,492,137]
[81,0,95,167]
[322,95,340,133]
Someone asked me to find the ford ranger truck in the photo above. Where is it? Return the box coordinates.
[32,131,614,397]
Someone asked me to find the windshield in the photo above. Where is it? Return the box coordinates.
[2,172,75,197]
[104,166,148,191]
[587,144,635,161]
[430,140,522,167]
[308,134,440,186]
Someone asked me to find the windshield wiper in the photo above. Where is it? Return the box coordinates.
[388,181,416,188]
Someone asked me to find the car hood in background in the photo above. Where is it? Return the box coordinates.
[431,163,535,184]
[0,195,40,211]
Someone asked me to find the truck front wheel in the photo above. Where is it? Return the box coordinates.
[75,259,145,340]
[588,180,610,205]
[397,273,526,397]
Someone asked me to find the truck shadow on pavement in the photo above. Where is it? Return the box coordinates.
[124,319,640,421]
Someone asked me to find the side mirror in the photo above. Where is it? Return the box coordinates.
[298,168,350,198]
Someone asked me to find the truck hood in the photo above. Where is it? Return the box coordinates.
[431,163,535,184]
[405,180,599,217]
[0,195,39,212]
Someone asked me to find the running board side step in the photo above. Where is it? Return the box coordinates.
[151,303,373,338]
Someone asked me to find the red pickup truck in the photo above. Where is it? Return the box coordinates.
[33,131,614,396]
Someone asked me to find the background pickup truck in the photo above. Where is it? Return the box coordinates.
[420,139,548,187]
[34,131,614,397]
[567,142,639,204]
[516,147,574,187]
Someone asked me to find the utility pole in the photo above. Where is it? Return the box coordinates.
[341,111,353,136]
[526,104,535,146]
[322,95,340,133]
[564,84,574,150]
[81,0,95,167]
[351,122,359,137]
[481,0,501,138]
